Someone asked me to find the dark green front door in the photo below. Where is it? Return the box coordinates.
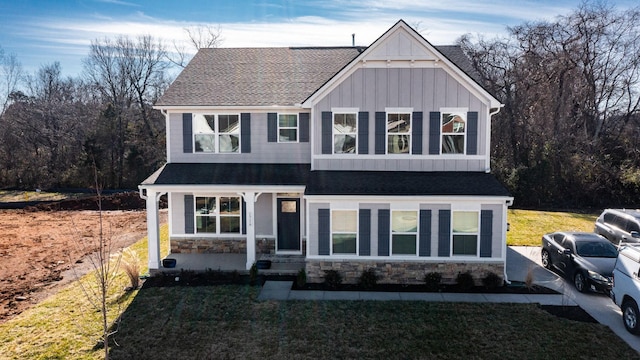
[277,198,300,252]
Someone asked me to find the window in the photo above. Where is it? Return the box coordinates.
[452,211,478,256]
[332,210,357,254]
[195,196,241,234]
[391,211,417,255]
[278,114,298,142]
[387,113,411,154]
[333,113,357,154]
[193,114,240,153]
[441,111,466,154]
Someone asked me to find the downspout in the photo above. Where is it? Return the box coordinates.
[486,106,503,173]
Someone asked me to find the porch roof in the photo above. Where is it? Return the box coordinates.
[304,171,512,197]
[142,163,310,186]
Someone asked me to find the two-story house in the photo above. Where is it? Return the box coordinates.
[139,20,513,284]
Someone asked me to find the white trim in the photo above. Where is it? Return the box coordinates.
[155,105,307,112]
[450,209,481,257]
[305,195,513,204]
[312,154,486,160]
[331,107,359,113]
[440,108,468,155]
[191,113,241,154]
[306,255,505,262]
[385,110,412,155]
[390,209,419,256]
[331,111,358,155]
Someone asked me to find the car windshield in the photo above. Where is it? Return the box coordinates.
[575,241,618,258]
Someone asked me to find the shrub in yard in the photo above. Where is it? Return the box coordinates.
[482,271,503,290]
[423,271,442,291]
[249,263,258,285]
[358,268,380,290]
[296,268,307,288]
[121,248,141,290]
[455,271,475,291]
[323,269,343,290]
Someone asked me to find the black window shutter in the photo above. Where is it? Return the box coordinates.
[438,209,451,257]
[467,111,478,155]
[419,210,432,256]
[299,113,310,142]
[359,209,371,256]
[321,111,332,154]
[241,198,247,235]
[375,112,386,154]
[378,209,390,256]
[184,195,194,234]
[412,111,423,155]
[240,113,251,153]
[267,113,277,142]
[429,112,440,155]
[358,111,369,154]
[183,113,193,153]
[480,210,493,257]
[318,209,330,255]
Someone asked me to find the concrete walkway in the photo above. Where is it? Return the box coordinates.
[257,280,573,305]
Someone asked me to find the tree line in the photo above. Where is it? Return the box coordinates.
[1,4,639,208]
[460,2,640,209]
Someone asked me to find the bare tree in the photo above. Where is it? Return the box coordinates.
[167,24,223,68]
[83,35,168,188]
[0,46,23,116]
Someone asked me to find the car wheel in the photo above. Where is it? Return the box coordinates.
[622,299,640,334]
[541,250,551,269]
[574,272,586,293]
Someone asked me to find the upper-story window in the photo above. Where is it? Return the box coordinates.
[387,112,411,154]
[441,110,466,154]
[278,114,298,142]
[195,196,242,234]
[193,114,240,153]
[333,113,357,154]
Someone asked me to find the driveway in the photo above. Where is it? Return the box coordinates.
[507,246,640,353]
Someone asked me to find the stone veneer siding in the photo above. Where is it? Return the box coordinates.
[171,237,276,254]
[305,260,504,285]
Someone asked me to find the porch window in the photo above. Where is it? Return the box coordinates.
[441,111,466,154]
[391,210,417,255]
[193,114,240,153]
[333,113,357,154]
[387,113,411,154]
[195,196,241,234]
[332,210,357,254]
[452,211,479,255]
[278,114,298,142]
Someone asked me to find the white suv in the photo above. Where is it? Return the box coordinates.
[594,209,640,244]
[611,244,640,334]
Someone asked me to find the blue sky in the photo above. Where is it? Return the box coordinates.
[0,0,637,77]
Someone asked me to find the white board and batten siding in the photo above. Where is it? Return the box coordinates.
[312,67,490,172]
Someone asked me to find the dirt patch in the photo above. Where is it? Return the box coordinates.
[0,199,166,323]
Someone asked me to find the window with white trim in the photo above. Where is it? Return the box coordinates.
[452,211,479,255]
[441,110,466,154]
[195,196,241,234]
[278,114,298,142]
[333,113,357,154]
[331,210,357,254]
[193,114,240,153]
[387,112,411,154]
[391,210,418,255]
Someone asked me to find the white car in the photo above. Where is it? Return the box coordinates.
[611,244,640,334]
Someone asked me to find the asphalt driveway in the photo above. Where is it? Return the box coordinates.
[507,246,640,353]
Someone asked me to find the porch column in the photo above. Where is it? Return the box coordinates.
[143,189,162,271]
[241,192,259,270]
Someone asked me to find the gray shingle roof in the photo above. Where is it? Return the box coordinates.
[156,45,481,107]
[157,47,365,107]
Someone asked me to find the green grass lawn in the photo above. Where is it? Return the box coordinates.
[507,209,598,246]
[1,210,636,360]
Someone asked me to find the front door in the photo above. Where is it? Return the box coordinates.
[277,198,300,252]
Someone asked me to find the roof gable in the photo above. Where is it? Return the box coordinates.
[302,20,500,108]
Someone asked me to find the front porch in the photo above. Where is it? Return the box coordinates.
[156,253,305,275]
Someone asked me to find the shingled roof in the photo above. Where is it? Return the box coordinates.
[156,45,482,107]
